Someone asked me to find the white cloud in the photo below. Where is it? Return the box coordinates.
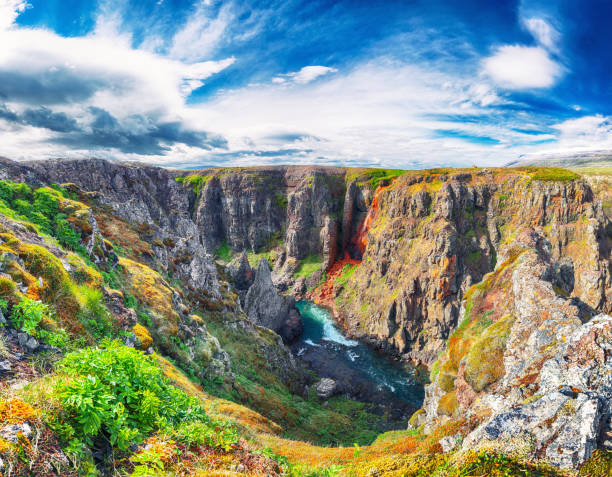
[169,2,233,62]
[0,0,27,30]
[523,17,559,51]
[482,45,561,89]
[273,65,338,85]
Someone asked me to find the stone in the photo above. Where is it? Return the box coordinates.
[315,378,337,399]
[17,333,39,352]
[280,309,303,343]
[439,434,461,452]
[228,252,254,291]
[244,259,294,333]
[0,360,11,373]
[0,423,32,443]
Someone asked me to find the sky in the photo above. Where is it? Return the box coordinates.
[0,0,611,169]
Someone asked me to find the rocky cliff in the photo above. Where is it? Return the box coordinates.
[5,159,612,370]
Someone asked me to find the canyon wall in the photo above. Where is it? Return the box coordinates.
[7,159,612,369]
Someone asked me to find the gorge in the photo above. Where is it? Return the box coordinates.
[0,157,611,476]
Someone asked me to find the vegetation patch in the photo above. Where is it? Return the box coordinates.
[215,239,233,262]
[294,253,322,279]
[175,174,213,195]
[463,314,514,392]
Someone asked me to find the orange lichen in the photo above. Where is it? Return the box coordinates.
[0,399,37,424]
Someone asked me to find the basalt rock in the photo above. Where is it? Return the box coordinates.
[245,260,297,336]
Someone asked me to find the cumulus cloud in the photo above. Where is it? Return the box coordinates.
[0,0,27,30]
[0,2,234,160]
[482,45,561,89]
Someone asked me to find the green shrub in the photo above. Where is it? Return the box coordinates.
[55,341,211,453]
[10,296,69,349]
[55,214,84,252]
[175,175,212,195]
[215,240,233,262]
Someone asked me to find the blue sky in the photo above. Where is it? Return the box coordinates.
[0,0,611,168]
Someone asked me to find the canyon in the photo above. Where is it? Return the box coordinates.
[0,157,611,475]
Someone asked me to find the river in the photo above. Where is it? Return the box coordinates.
[292,301,425,412]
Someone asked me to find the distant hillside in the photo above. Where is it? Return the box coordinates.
[506,150,612,168]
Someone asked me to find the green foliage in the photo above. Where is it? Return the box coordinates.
[168,420,239,451]
[294,254,322,279]
[101,268,121,289]
[175,174,213,195]
[55,213,84,252]
[513,167,580,182]
[275,192,288,209]
[215,240,233,262]
[0,180,85,252]
[55,341,213,454]
[10,296,69,348]
[334,264,357,289]
[77,286,115,340]
[124,293,138,309]
[348,168,406,189]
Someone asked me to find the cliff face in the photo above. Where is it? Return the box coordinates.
[332,170,612,364]
[6,160,612,370]
[416,230,612,469]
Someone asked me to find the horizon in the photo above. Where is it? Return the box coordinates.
[1,1,612,169]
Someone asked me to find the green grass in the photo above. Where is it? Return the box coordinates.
[334,263,357,289]
[511,166,580,182]
[175,174,213,195]
[347,168,407,189]
[215,240,233,262]
[570,166,612,176]
[294,254,322,279]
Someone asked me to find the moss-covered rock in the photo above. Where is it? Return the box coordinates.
[463,314,515,392]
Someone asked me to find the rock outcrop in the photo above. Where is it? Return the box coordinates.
[244,259,301,341]
[419,230,612,469]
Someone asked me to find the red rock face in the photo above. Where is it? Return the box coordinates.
[353,183,390,256]
[310,252,361,309]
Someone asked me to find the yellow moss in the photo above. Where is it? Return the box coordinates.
[408,408,425,428]
[189,313,204,324]
[0,277,17,300]
[463,314,515,393]
[578,449,612,476]
[67,252,102,286]
[132,323,154,349]
[437,391,458,417]
[119,257,179,337]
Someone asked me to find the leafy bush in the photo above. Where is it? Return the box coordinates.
[10,297,69,348]
[0,181,85,252]
[175,174,213,195]
[215,240,233,262]
[55,341,212,453]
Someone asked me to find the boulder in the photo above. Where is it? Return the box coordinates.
[0,422,32,443]
[315,378,337,399]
